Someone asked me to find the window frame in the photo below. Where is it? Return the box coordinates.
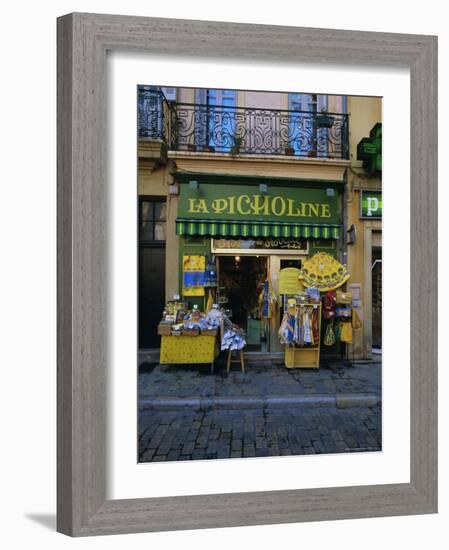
[138,196,167,246]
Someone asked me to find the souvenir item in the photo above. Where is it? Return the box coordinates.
[205,290,214,313]
[306,287,320,303]
[312,306,320,342]
[324,321,336,346]
[182,255,206,297]
[221,327,246,351]
[340,322,353,343]
[204,258,218,288]
[303,309,312,344]
[278,313,294,344]
[352,308,363,330]
[262,280,271,318]
[322,290,337,320]
[299,252,350,291]
[336,290,353,304]
[336,306,352,318]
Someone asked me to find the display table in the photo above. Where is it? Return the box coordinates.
[160,334,219,373]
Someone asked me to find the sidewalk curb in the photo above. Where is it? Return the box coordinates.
[139,393,381,412]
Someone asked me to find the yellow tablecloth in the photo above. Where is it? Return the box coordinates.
[160,335,218,364]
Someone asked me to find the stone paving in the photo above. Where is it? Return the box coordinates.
[139,406,381,462]
[138,355,382,462]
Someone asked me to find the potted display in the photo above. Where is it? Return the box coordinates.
[284,146,295,156]
[230,134,244,155]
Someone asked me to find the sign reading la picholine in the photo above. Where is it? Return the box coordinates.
[178,183,338,224]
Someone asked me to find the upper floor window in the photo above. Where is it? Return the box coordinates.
[194,89,237,151]
[139,198,166,242]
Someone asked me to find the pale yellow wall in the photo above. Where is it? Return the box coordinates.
[138,162,179,300]
[346,96,382,359]
[138,165,166,196]
[171,154,348,181]
[241,91,284,110]
[165,193,180,299]
[348,96,382,168]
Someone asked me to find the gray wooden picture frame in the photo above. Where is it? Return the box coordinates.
[57,12,438,537]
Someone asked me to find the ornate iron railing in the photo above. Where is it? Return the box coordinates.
[138,87,172,144]
[138,89,349,160]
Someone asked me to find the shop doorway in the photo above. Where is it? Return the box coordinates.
[138,197,166,349]
[217,255,268,351]
[372,246,382,351]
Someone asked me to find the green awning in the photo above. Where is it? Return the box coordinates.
[176,219,340,239]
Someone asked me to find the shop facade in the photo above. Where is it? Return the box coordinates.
[138,86,381,360]
[173,173,344,353]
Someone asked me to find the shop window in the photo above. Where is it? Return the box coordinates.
[139,198,166,242]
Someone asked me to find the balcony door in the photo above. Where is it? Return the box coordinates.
[288,93,327,156]
[195,89,237,152]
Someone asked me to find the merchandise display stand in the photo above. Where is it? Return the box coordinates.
[160,333,219,374]
[284,302,322,369]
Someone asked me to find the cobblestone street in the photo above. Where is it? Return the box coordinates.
[138,355,382,462]
[139,405,381,462]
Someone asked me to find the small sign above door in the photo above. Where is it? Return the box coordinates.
[212,237,309,255]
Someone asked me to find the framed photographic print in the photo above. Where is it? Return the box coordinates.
[57,13,437,536]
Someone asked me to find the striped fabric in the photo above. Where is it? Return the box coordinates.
[176,219,340,239]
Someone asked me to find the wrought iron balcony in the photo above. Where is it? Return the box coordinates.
[138,88,349,160]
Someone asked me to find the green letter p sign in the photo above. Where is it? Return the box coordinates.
[361,191,382,219]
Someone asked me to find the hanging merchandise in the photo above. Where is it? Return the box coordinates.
[262,280,271,318]
[299,252,350,291]
[205,289,214,313]
[336,305,352,318]
[182,255,206,297]
[204,257,218,288]
[352,308,363,330]
[340,322,353,343]
[322,289,337,320]
[311,306,320,343]
[336,290,352,304]
[303,310,311,344]
[324,321,336,346]
[293,306,300,345]
[278,313,294,345]
[306,287,320,303]
[335,320,342,341]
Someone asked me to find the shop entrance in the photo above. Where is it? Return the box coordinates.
[372,246,382,351]
[217,255,268,351]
